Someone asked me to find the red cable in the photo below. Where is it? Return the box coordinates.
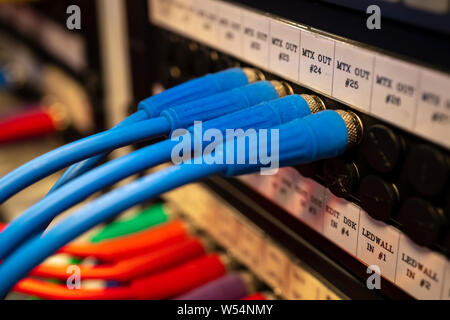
[30,237,206,282]
[0,107,59,144]
[130,254,227,299]
[242,293,267,300]
[14,278,133,300]
[14,254,226,300]
[59,220,189,261]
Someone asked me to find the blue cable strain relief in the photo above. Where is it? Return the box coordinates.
[279,110,349,162]
[190,94,312,139]
[224,110,350,176]
[162,81,279,132]
[137,68,249,118]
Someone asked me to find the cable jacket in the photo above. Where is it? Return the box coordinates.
[0,108,58,144]
[175,273,249,300]
[0,111,351,296]
[162,81,278,131]
[0,163,224,297]
[0,87,284,261]
[0,116,170,205]
[60,220,189,262]
[138,68,249,118]
[242,293,267,300]
[31,238,205,282]
[49,109,149,192]
[130,254,226,299]
[90,203,169,242]
[14,278,133,300]
[0,139,177,261]
[51,68,248,191]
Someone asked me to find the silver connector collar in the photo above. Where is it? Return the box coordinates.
[242,68,265,82]
[300,94,326,114]
[335,110,364,148]
[270,80,293,97]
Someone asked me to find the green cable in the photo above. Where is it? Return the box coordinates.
[26,203,169,300]
[89,203,169,243]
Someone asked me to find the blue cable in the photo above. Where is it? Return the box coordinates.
[48,110,148,192]
[0,110,359,297]
[0,81,283,259]
[50,68,253,190]
[0,80,276,207]
[0,163,224,298]
[0,94,310,261]
[0,117,171,205]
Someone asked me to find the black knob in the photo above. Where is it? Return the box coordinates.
[398,198,445,247]
[362,125,402,173]
[323,159,359,198]
[295,162,318,179]
[191,46,212,76]
[212,53,235,72]
[358,175,399,222]
[405,145,448,197]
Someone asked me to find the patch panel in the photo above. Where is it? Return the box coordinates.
[149,30,449,250]
[239,168,449,300]
[163,182,344,300]
[139,0,450,300]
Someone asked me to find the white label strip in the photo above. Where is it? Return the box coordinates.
[149,0,450,149]
[323,191,360,256]
[241,10,270,69]
[357,211,400,282]
[332,43,374,112]
[164,183,342,299]
[269,20,301,82]
[238,168,450,299]
[395,234,447,300]
[299,30,335,95]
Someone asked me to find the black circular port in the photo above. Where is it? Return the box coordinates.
[362,125,402,173]
[323,159,359,198]
[442,230,450,254]
[398,198,444,247]
[405,145,448,197]
[191,47,212,76]
[173,43,190,73]
[212,53,234,71]
[295,162,318,179]
[358,175,399,222]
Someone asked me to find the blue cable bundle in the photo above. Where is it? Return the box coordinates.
[0,110,362,297]
[50,67,258,191]
[0,94,319,261]
[0,77,272,206]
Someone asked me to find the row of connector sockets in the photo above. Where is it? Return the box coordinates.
[238,168,450,300]
[158,29,449,255]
